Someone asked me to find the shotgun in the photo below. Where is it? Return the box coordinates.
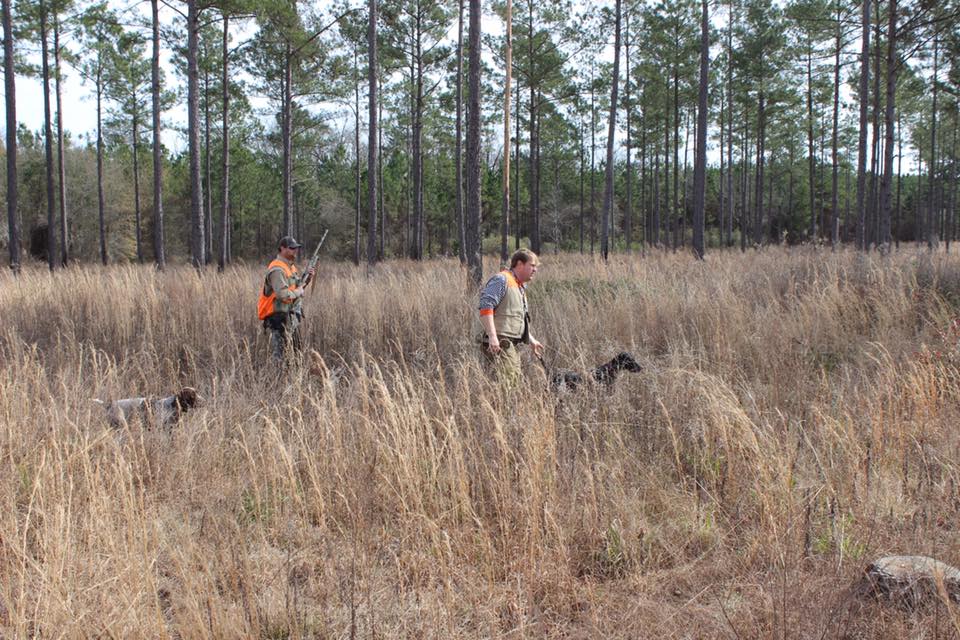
[302,229,328,289]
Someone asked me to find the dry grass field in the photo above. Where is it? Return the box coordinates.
[3,248,960,638]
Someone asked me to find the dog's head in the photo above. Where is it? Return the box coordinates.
[176,387,203,411]
[551,369,584,391]
[611,352,642,373]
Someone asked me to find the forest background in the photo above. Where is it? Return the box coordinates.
[2,0,959,272]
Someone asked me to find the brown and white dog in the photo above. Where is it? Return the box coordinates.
[94,387,202,429]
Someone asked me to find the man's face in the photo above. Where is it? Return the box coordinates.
[279,245,298,261]
[513,259,539,284]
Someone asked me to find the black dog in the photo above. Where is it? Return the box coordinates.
[550,352,642,391]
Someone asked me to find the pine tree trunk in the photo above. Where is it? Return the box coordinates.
[806,46,816,241]
[187,0,205,267]
[466,0,482,285]
[354,45,361,266]
[878,0,897,249]
[855,0,870,250]
[96,69,106,265]
[527,0,540,254]
[455,0,465,264]
[282,38,293,237]
[654,140,661,246]
[412,6,424,260]
[895,111,902,248]
[600,0,621,260]
[579,114,585,252]
[40,0,57,270]
[500,0,512,264]
[830,0,841,248]
[219,12,230,271]
[927,35,938,250]
[754,88,765,246]
[624,6,632,253]
[692,0,708,259]
[367,0,378,266]
[54,12,68,266]
[204,52,213,264]
[590,71,596,254]
[2,0,19,274]
[672,55,679,252]
[133,111,142,263]
[867,5,881,249]
[151,0,165,269]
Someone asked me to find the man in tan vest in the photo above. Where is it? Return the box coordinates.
[477,248,544,382]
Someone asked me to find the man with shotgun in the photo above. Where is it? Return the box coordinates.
[257,233,325,362]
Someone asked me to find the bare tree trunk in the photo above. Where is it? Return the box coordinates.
[854,0,870,250]
[379,84,385,258]
[600,0,621,260]
[692,0,708,259]
[878,0,897,250]
[867,4,881,249]
[367,0,378,266]
[719,85,724,247]
[579,112,585,252]
[500,0,512,264]
[830,0,841,248]
[927,35,938,250]
[96,66,106,265]
[40,0,57,270]
[466,0,482,285]
[2,0,19,274]
[54,12,68,266]
[590,68,596,253]
[151,0,165,269]
[641,90,648,248]
[527,0,540,254]
[354,44,361,266]
[806,46,816,241]
[204,46,213,264]
[514,78,520,250]
[726,0,735,247]
[740,104,749,252]
[625,6,632,253]
[133,110,142,263]
[672,54,679,251]
[663,110,670,249]
[219,12,230,271]
[456,0,465,263]
[754,88,765,246]
[187,0,205,267]
[412,4,424,260]
[282,38,293,237]
[895,111,902,248]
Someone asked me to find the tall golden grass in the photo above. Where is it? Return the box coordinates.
[3,248,960,637]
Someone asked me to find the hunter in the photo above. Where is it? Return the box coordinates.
[258,235,317,362]
[477,248,545,382]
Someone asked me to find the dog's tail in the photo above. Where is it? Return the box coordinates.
[91,399,107,408]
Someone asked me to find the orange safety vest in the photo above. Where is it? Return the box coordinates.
[257,259,301,320]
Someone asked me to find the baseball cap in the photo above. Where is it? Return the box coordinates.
[279,235,303,249]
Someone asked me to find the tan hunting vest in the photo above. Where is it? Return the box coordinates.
[484,269,528,341]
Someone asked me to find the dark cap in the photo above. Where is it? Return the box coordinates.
[279,235,303,249]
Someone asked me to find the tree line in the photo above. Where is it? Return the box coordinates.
[2,0,960,281]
